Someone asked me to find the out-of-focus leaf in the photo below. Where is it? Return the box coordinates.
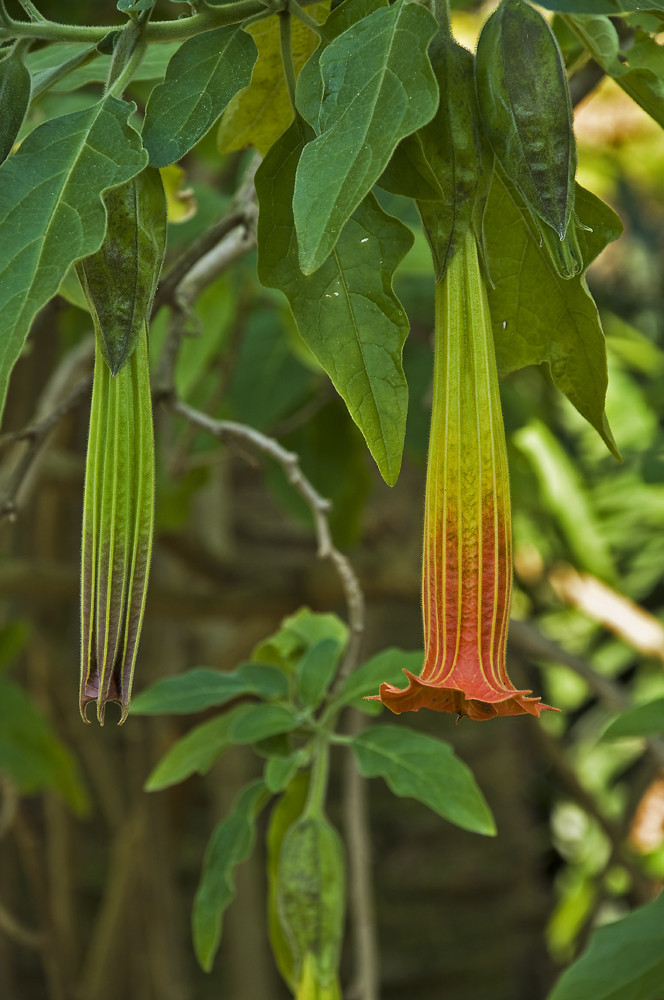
[143,27,257,166]
[513,420,616,582]
[266,773,309,987]
[227,702,298,744]
[351,725,496,835]
[193,780,269,971]
[26,41,181,92]
[265,750,309,794]
[252,608,349,673]
[547,891,664,1000]
[293,0,437,273]
[296,638,343,710]
[217,4,328,155]
[602,697,664,739]
[131,663,290,715]
[0,679,88,813]
[256,121,412,486]
[486,171,622,458]
[0,95,147,422]
[145,704,252,790]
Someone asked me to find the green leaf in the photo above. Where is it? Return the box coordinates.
[192,780,269,972]
[144,704,253,790]
[485,170,622,457]
[131,662,290,715]
[0,95,147,423]
[378,132,445,202]
[142,26,257,167]
[333,648,424,711]
[256,122,413,485]
[547,891,664,1000]
[265,750,309,794]
[293,0,438,273]
[0,46,31,164]
[539,0,664,15]
[0,678,88,814]
[227,702,298,744]
[27,41,180,94]
[602,697,664,740]
[76,166,166,374]
[217,5,327,156]
[296,638,343,709]
[252,608,349,672]
[351,725,496,835]
[567,18,664,128]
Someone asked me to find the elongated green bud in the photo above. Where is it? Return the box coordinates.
[78,168,165,724]
[475,0,582,277]
[276,815,345,999]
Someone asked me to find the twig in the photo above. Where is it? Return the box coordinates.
[167,396,366,671]
[0,901,44,950]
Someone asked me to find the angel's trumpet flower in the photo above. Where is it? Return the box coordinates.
[369,229,555,721]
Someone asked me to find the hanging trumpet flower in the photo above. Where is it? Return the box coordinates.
[77,167,166,724]
[369,230,556,721]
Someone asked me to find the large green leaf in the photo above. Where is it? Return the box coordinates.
[602,697,664,740]
[351,725,496,835]
[0,95,147,423]
[142,26,257,167]
[547,891,664,1000]
[131,662,289,715]
[192,780,269,971]
[566,17,664,128]
[0,678,88,814]
[293,0,438,274]
[333,648,424,713]
[256,121,413,485]
[485,171,622,457]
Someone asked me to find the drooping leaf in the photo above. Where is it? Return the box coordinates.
[0,45,31,163]
[0,95,147,423]
[0,678,88,814]
[265,749,309,794]
[142,26,257,167]
[267,773,310,987]
[131,663,290,715]
[351,725,496,835]
[192,780,269,971]
[216,4,328,156]
[602,697,664,740]
[332,648,424,712]
[485,170,622,457]
[77,167,166,374]
[566,17,664,129]
[293,0,438,273]
[547,891,664,1000]
[252,607,349,672]
[256,121,413,485]
[295,638,343,709]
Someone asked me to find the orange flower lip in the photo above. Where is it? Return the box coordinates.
[368,229,557,721]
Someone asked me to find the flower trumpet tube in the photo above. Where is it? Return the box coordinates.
[80,326,154,724]
[370,230,555,720]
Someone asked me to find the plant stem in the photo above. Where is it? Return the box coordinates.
[303,736,329,818]
[279,10,297,114]
[288,0,322,36]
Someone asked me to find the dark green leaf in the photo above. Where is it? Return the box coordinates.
[131,662,289,715]
[293,0,438,273]
[296,638,343,709]
[547,891,664,1000]
[192,780,269,971]
[76,166,166,374]
[144,703,253,790]
[0,95,147,422]
[0,679,88,813]
[333,648,424,711]
[256,122,413,485]
[143,26,257,167]
[0,47,31,164]
[602,697,664,739]
[378,132,445,202]
[227,703,298,744]
[539,0,664,14]
[486,171,622,457]
[351,725,496,835]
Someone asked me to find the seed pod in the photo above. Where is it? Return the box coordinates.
[78,168,165,724]
[475,0,582,277]
[276,814,345,996]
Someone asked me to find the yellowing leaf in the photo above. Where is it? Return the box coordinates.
[160,164,196,224]
[217,4,329,156]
